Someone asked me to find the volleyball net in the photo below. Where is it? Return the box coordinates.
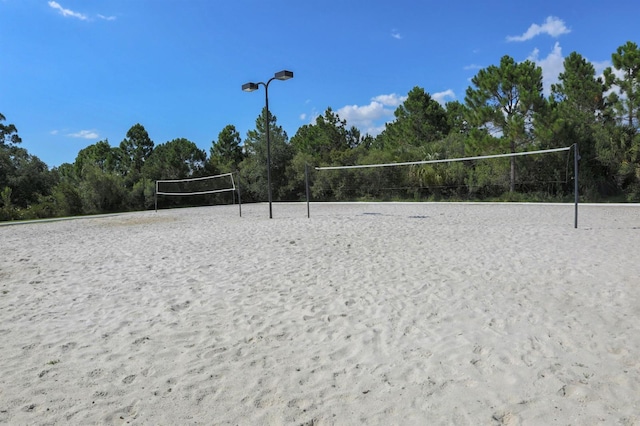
[155,172,241,215]
[306,144,580,227]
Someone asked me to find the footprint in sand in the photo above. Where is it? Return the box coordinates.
[60,342,77,352]
[122,374,136,384]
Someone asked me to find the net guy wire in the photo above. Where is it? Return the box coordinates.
[315,146,572,171]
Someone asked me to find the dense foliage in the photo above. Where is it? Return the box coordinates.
[2,42,640,221]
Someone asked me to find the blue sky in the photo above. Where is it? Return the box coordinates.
[1,0,638,167]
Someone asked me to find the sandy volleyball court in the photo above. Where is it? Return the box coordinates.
[1,202,639,425]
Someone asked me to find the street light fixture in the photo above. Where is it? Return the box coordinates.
[242,69,294,219]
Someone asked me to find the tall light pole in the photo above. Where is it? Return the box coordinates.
[242,70,294,219]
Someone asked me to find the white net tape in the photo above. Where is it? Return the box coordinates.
[156,173,236,196]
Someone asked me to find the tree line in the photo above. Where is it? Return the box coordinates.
[1,41,639,221]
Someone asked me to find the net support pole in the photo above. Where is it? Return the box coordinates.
[305,163,311,219]
[236,170,242,218]
[155,181,158,212]
[574,143,579,229]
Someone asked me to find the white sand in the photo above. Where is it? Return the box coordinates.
[1,202,639,425]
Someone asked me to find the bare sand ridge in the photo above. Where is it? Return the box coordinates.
[1,202,639,425]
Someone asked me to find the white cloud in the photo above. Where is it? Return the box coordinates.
[432,89,456,105]
[334,93,408,136]
[48,1,88,20]
[391,29,402,40]
[591,60,611,77]
[338,101,389,124]
[507,16,570,42]
[50,130,59,135]
[98,14,116,21]
[68,130,99,139]
[372,93,407,107]
[527,42,565,95]
[301,94,409,137]
[600,65,625,99]
[336,101,391,136]
[464,64,483,71]
[364,124,388,136]
[527,46,616,98]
